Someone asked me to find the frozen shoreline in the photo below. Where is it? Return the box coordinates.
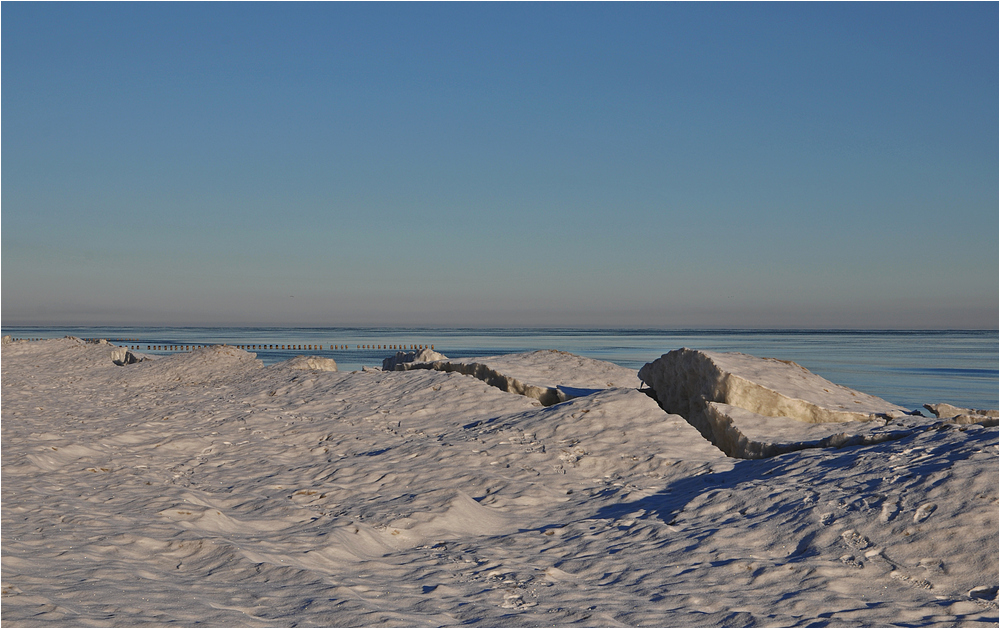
[2,337,997,626]
[3,326,996,411]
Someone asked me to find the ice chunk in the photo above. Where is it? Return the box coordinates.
[110,348,148,366]
[283,355,338,372]
[924,403,999,420]
[922,403,999,427]
[944,414,1000,427]
[382,348,448,371]
[639,348,908,448]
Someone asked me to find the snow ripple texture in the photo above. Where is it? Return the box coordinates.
[2,337,997,627]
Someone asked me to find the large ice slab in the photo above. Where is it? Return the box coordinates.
[398,350,642,405]
[639,348,908,423]
[638,348,910,453]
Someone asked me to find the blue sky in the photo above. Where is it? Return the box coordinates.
[3,2,997,328]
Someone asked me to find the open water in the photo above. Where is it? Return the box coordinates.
[2,327,996,412]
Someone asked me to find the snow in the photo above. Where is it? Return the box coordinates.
[2,338,997,626]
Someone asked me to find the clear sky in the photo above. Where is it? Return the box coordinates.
[3,2,997,328]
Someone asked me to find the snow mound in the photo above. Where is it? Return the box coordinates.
[116,345,263,387]
[463,388,728,484]
[1,337,127,380]
[281,355,338,372]
[382,348,448,371]
[385,491,518,547]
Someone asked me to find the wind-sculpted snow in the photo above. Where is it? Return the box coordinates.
[2,339,997,626]
[112,344,264,388]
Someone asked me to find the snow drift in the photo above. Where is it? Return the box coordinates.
[2,339,996,626]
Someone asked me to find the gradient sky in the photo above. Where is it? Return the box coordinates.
[3,2,997,328]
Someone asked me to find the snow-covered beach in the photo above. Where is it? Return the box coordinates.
[2,337,997,626]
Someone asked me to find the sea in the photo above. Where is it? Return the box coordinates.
[2,327,997,412]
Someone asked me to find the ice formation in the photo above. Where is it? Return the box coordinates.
[281,355,338,371]
[397,349,641,406]
[382,347,448,371]
[924,403,999,426]
[637,348,920,453]
[110,348,148,366]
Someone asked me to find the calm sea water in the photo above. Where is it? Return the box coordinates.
[3,327,996,412]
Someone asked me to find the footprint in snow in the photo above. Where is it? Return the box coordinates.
[918,557,945,575]
[879,499,900,524]
[891,571,933,590]
[841,529,870,550]
[913,503,936,523]
[501,592,536,609]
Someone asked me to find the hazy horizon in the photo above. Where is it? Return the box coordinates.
[3,322,997,333]
[3,3,997,329]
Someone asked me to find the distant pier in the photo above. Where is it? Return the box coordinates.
[4,336,436,353]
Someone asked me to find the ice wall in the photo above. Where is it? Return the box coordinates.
[639,348,917,458]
